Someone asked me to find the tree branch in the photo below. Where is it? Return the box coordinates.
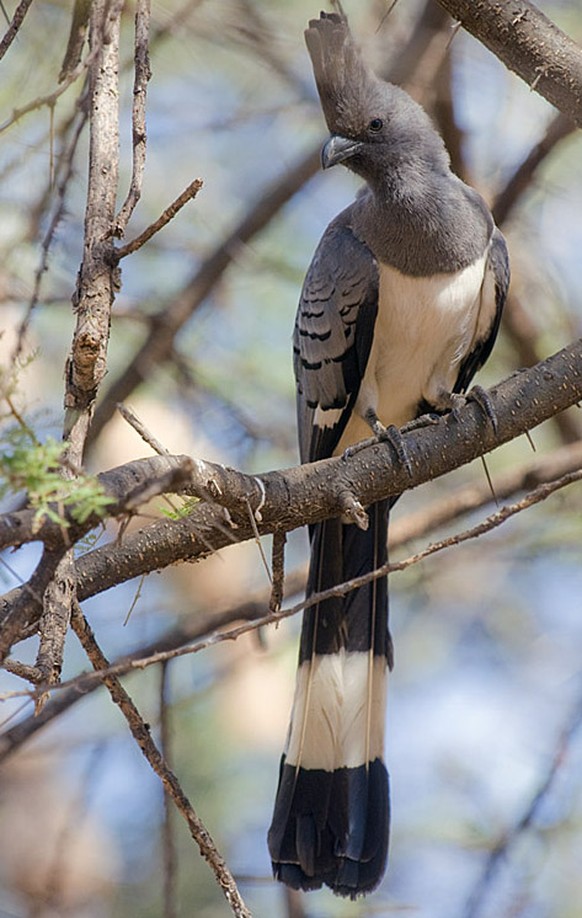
[0,0,34,62]
[70,603,251,918]
[2,337,582,653]
[435,0,582,126]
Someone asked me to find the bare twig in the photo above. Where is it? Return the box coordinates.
[34,556,76,707]
[116,402,170,455]
[116,178,203,258]
[114,0,152,237]
[389,439,582,547]
[4,463,581,708]
[0,0,34,62]
[70,603,251,918]
[12,103,90,367]
[160,662,178,918]
[492,111,575,227]
[0,549,65,665]
[270,530,286,612]
[63,1,121,452]
[0,49,96,135]
[59,0,91,81]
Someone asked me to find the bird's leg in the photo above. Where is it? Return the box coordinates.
[414,385,499,434]
[343,409,413,477]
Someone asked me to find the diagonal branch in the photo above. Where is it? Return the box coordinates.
[0,0,34,62]
[2,336,582,654]
[435,0,582,126]
[70,603,251,918]
[3,463,581,717]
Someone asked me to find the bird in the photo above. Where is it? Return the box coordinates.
[267,9,509,900]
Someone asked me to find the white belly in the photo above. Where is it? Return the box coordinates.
[336,252,491,453]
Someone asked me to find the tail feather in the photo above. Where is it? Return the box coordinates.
[268,500,392,898]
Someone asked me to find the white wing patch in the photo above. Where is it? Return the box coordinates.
[313,405,344,429]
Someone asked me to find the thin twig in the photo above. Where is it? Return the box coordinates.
[12,102,89,367]
[70,603,251,918]
[0,48,97,134]
[59,0,91,82]
[269,530,286,612]
[7,464,580,703]
[117,402,170,455]
[116,178,203,258]
[114,0,152,236]
[160,661,178,918]
[245,494,272,585]
[0,0,34,62]
[389,439,582,548]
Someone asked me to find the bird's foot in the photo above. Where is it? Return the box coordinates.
[418,386,498,434]
[401,412,441,434]
[366,411,413,477]
[343,414,413,478]
[464,384,499,434]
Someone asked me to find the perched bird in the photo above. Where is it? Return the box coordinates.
[268,9,509,899]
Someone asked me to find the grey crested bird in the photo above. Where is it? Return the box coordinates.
[268,10,509,900]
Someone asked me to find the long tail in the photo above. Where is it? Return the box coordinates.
[268,499,393,898]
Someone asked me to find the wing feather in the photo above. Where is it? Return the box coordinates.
[294,220,379,463]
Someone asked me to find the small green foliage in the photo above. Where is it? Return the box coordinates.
[159,495,201,520]
[1,360,115,530]
[0,426,115,530]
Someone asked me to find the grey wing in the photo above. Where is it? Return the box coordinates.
[293,221,379,463]
[454,227,510,394]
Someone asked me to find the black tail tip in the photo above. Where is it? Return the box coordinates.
[268,758,390,899]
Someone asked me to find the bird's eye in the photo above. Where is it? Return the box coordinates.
[368,118,383,133]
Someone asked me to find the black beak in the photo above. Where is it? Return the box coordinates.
[321,134,363,169]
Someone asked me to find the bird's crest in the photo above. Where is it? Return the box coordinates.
[305,11,381,136]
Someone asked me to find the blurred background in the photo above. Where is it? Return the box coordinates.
[1,1,582,916]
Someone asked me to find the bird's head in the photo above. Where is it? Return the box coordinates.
[305,11,448,187]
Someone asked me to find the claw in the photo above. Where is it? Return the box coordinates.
[363,410,413,478]
[401,413,440,434]
[343,412,413,478]
[380,424,413,477]
[466,384,498,435]
[342,435,377,460]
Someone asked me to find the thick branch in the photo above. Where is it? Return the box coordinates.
[0,455,195,553]
[2,337,582,646]
[435,0,582,126]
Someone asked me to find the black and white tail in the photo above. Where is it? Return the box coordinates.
[268,499,392,898]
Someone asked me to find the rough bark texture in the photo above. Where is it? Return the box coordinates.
[436,0,582,125]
